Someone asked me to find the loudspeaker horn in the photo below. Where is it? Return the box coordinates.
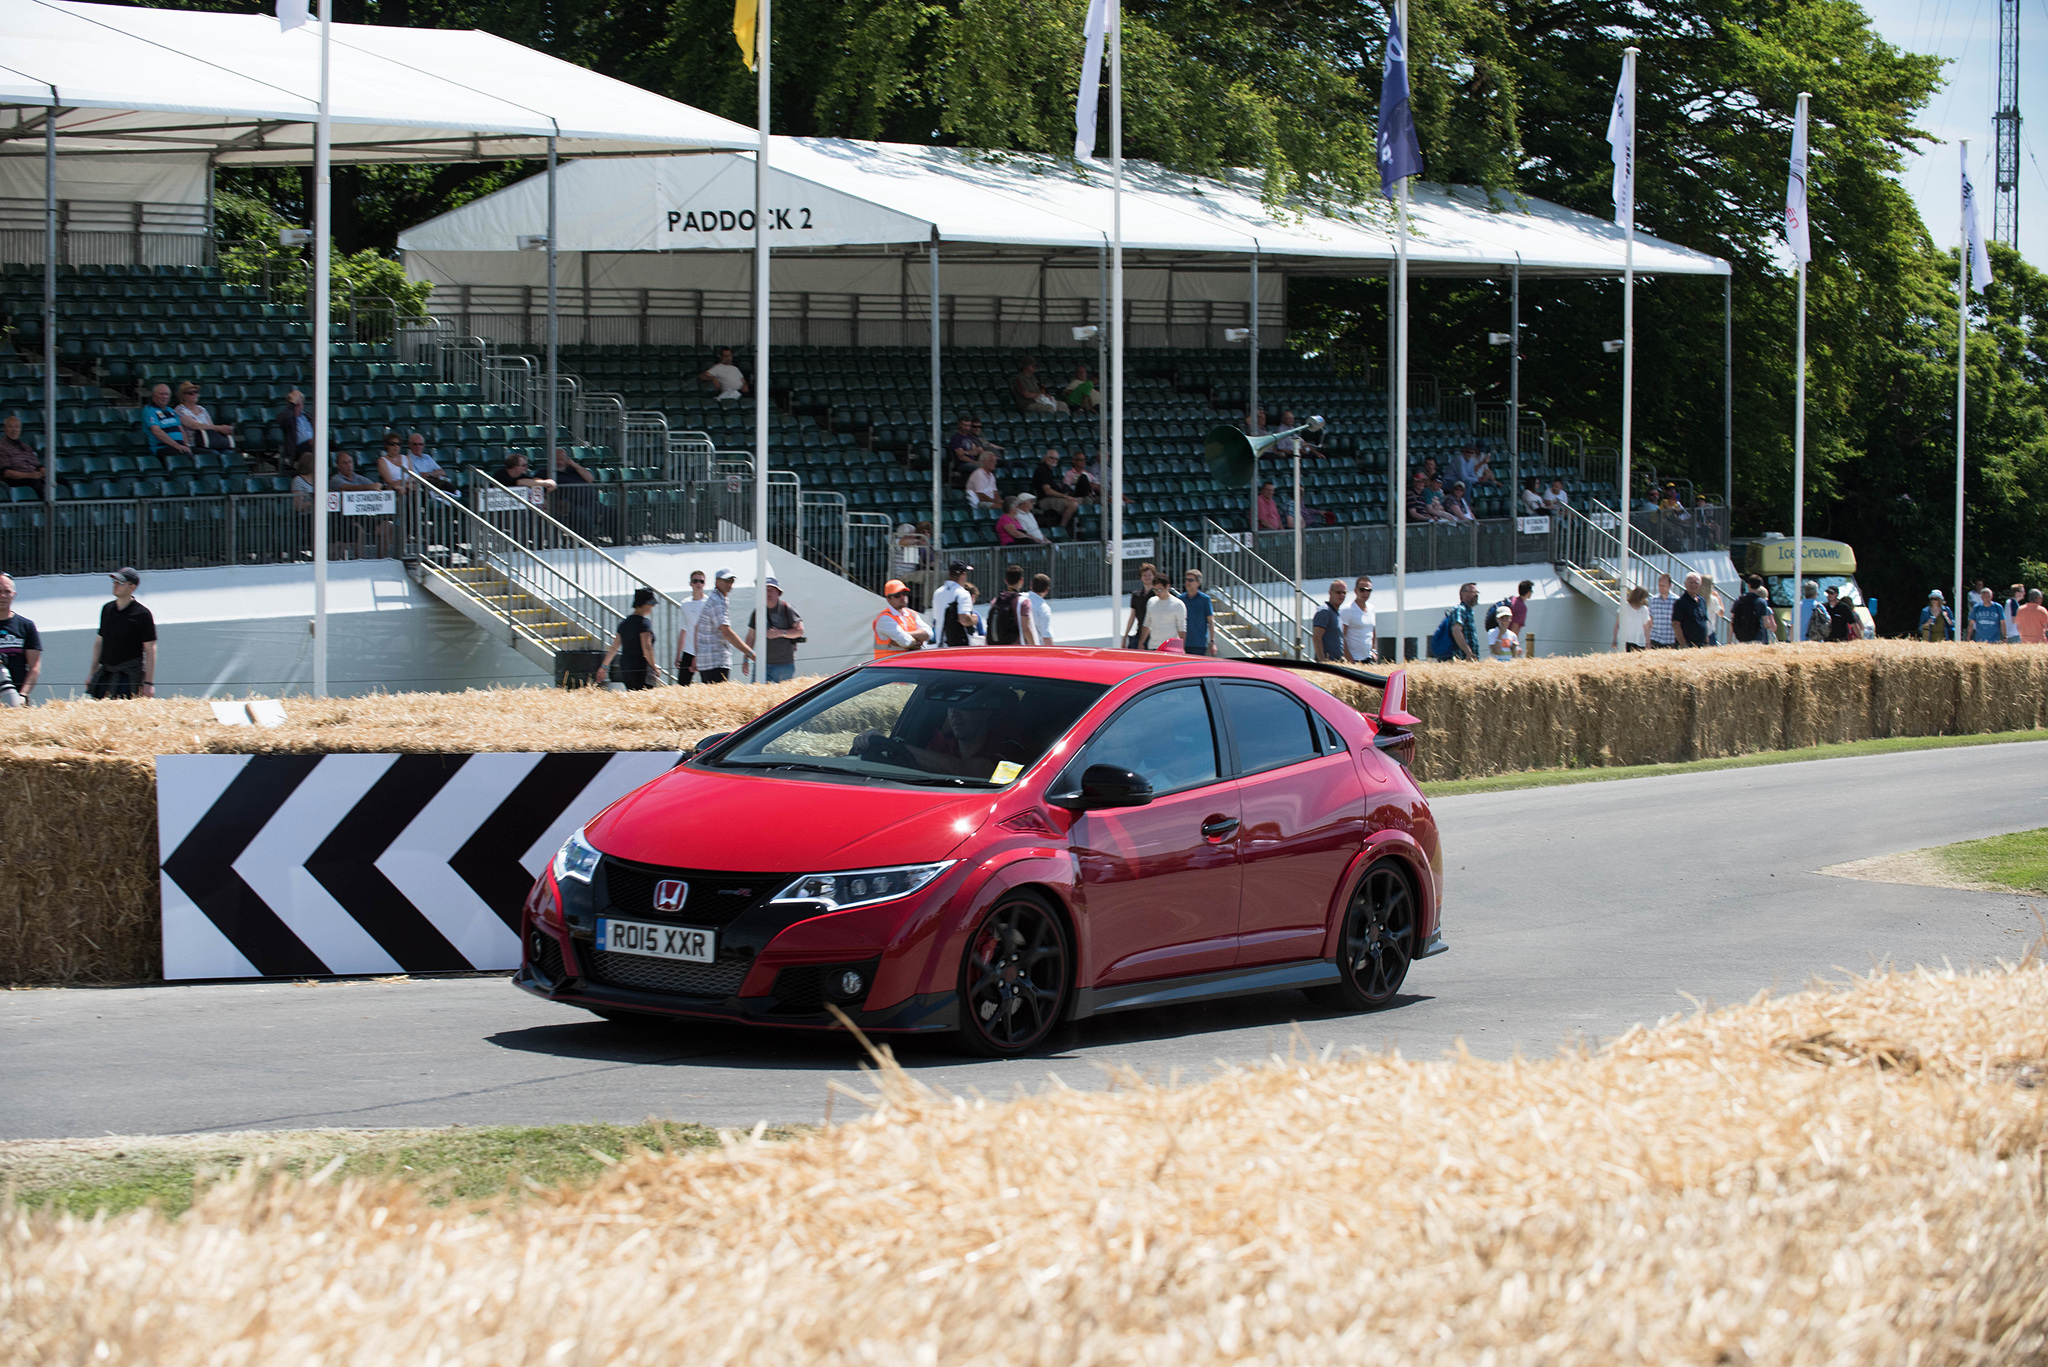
[1201,416,1325,488]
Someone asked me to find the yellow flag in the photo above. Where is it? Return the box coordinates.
[733,0,757,70]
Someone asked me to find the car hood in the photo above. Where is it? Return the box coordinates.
[582,764,1001,873]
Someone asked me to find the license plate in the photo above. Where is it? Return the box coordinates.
[595,918,716,963]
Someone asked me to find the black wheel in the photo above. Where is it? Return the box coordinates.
[1307,861,1416,1012]
[955,893,1071,1056]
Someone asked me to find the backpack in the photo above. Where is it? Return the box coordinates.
[1804,601,1830,642]
[1732,592,1763,641]
[990,588,1023,645]
[1427,607,1462,661]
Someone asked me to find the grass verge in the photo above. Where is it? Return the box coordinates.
[0,1121,805,1220]
[1933,827,2048,895]
[1422,727,2048,797]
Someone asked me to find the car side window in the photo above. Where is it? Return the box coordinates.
[1315,713,1347,754]
[1083,685,1221,795]
[1220,682,1319,774]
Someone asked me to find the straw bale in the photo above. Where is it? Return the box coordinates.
[0,751,158,984]
[6,959,2046,1365]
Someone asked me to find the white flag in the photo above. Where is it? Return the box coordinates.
[1785,96,1811,264]
[1075,0,1108,161]
[278,0,310,30]
[1960,145,1992,294]
[1605,51,1634,226]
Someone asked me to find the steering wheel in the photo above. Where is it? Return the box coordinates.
[852,731,917,768]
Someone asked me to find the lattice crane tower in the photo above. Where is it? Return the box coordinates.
[1993,0,2020,246]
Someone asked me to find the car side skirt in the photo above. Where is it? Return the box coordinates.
[1070,960,1341,1021]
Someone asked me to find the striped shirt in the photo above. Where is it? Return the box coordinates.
[1647,593,1677,645]
[692,589,732,670]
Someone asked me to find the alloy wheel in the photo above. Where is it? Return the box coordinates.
[958,896,1069,1055]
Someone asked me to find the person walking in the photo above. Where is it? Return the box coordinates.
[692,567,755,683]
[673,570,708,685]
[1731,575,1770,644]
[871,580,932,659]
[595,587,660,690]
[1025,573,1055,646]
[2004,583,2027,643]
[988,565,1028,646]
[1179,569,1215,656]
[1673,574,1710,648]
[1968,586,2008,644]
[746,577,805,682]
[1918,590,1955,641]
[1121,563,1157,649]
[930,559,976,649]
[2016,589,2048,644]
[1141,574,1186,650]
[87,568,156,699]
[1613,584,1652,651]
[1797,580,1830,643]
[1339,575,1376,663]
[1312,581,1347,663]
[0,573,41,707]
[1646,572,1678,648]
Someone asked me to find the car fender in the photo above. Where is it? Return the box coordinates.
[866,845,1080,1011]
[1316,830,1438,961]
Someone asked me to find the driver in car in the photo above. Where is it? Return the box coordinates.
[851,685,1018,780]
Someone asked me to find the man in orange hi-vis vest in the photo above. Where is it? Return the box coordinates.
[872,580,932,660]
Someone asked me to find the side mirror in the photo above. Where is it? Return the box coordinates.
[1050,763,1155,811]
[686,731,732,760]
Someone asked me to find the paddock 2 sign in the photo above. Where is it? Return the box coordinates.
[666,206,816,236]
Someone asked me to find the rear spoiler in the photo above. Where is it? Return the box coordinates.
[1247,657,1420,765]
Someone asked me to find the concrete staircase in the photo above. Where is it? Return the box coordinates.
[413,563,599,672]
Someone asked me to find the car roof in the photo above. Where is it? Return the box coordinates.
[872,647,1355,692]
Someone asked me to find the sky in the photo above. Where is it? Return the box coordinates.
[1859,0,2045,268]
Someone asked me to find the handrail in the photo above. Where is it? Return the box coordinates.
[1154,520,1302,658]
[1549,498,1691,605]
[1200,516,1305,654]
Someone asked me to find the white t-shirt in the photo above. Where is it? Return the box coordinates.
[929,580,974,644]
[1026,591,1053,644]
[965,468,999,508]
[675,598,707,660]
[1142,594,1187,649]
[704,363,745,398]
[1337,602,1375,662]
[1011,510,1044,541]
[1486,626,1519,661]
[1615,601,1651,648]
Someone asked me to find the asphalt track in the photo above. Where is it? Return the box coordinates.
[5,744,2044,1140]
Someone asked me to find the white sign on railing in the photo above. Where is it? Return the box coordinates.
[1207,532,1252,553]
[1121,538,1155,560]
[480,487,545,513]
[324,491,396,515]
[1590,512,1620,531]
[1516,516,1552,535]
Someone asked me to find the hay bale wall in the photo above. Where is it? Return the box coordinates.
[2,644,2044,984]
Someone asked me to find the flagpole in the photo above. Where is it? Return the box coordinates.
[1107,0,1124,650]
[311,0,332,697]
[1394,173,1408,660]
[1954,138,1969,626]
[753,0,771,682]
[1617,46,1636,600]
[1790,90,1808,646]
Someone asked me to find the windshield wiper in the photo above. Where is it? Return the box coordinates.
[887,774,997,788]
[721,760,873,780]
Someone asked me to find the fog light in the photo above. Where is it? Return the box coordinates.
[836,970,865,998]
[529,931,548,962]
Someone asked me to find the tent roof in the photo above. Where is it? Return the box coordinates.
[398,137,1730,279]
[0,0,758,163]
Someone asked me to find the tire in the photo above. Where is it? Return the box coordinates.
[1306,860,1416,1012]
[954,892,1072,1057]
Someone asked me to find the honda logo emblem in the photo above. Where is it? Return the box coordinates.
[653,879,688,912]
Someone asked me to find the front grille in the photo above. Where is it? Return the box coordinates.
[769,965,828,1015]
[599,858,775,927]
[587,949,752,998]
[534,934,567,984]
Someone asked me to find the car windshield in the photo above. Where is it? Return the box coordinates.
[1765,574,1857,608]
[710,669,1109,788]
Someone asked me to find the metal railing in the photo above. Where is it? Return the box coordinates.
[0,490,401,575]
[0,197,211,269]
[406,474,690,671]
[1201,518,1306,655]
[1550,500,1695,606]
[1153,521,1300,657]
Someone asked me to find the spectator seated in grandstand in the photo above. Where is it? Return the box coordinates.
[1277,487,1335,528]
[1029,449,1079,530]
[174,383,234,453]
[1062,449,1098,502]
[1519,479,1544,515]
[699,347,749,401]
[1540,477,1570,512]
[1271,410,1324,460]
[501,452,556,493]
[1440,481,1476,522]
[331,449,380,491]
[946,417,985,486]
[289,452,315,508]
[547,447,597,488]
[1010,357,1069,414]
[142,383,192,459]
[404,432,454,489]
[1257,480,1289,531]
[965,450,1002,511]
[1657,483,1682,513]
[278,388,314,463]
[997,494,1049,546]
[1405,472,1436,524]
[1059,364,1099,413]
[1447,444,1495,489]
[0,413,44,488]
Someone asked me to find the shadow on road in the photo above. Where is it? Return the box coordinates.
[485,989,1435,1073]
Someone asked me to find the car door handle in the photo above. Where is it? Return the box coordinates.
[1200,815,1240,842]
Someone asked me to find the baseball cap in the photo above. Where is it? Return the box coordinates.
[713,566,736,581]
[111,567,141,585]
[883,579,910,597]
[948,559,972,574]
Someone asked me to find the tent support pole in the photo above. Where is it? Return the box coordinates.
[545,134,558,479]
[752,0,771,683]
[311,0,332,697]
[1508,258,1520,517]
[1247,250,1258,539]
[1723,273,1732,512]
[1107,0,1123,649]
[929,234,940,560]
[1097,242,1107,478]
[43,103,56,546]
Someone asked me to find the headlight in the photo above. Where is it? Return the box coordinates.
[550,828,602,885]
[771,861,953,911]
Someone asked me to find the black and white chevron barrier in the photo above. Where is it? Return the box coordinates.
[156,752,680,980]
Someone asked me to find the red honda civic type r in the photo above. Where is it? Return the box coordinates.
[516,648,1446,1056]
